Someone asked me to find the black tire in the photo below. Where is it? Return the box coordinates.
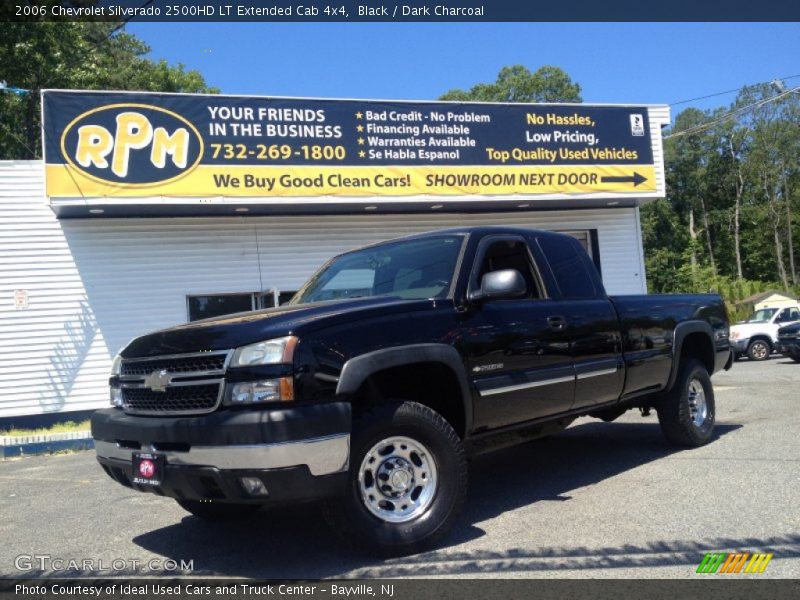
[657,359,716,447]
[322,401,467,556]
[177,499,261,521]
[747,339,771,361]
[789,354,800,364]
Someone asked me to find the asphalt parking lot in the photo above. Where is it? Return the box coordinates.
[1,358,798,579]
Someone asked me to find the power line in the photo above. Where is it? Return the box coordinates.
[664,86,798,140]
[669,74,800,107]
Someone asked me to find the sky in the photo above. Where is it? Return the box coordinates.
[128,22,800,116]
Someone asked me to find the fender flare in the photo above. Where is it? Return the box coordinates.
[666,320,715,391]
[336,343,473,434]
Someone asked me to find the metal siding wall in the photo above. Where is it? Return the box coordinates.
[0,161,644,418]
[647,106,670,198]
[254,211,644,295]
[0,161,105,417]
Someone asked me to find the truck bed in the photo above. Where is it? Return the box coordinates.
[610,294,729,397]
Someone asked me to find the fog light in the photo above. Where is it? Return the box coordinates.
[240,477,269,497]
[110,387,123,408]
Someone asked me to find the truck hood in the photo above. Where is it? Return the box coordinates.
[730,322,774,337]
[122,296,439,357]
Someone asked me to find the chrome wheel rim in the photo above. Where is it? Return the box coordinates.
[688,379,708,427]
[751,342,768,359]
[358,436,438,523]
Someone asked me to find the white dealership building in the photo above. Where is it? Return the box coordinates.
[0,95,669,419]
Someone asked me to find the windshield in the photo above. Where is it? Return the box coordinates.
[291,235,464,304]
[745,308,777,323]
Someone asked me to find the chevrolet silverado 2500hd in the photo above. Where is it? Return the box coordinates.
[91,227,732,554]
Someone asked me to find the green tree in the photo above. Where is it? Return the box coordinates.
[0,22,217,159]
[737,84,800,288]
[640,197,689,292]
[642,81,799,302]
[440,65,582,103]
[658,108,721,284]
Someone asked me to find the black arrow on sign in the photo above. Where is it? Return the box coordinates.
[600,172,648,187]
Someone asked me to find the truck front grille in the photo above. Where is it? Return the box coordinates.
[118,350,231,416]
[122,384,222,414]
[121,352,228,377]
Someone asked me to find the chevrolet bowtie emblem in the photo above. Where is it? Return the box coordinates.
[144,369,171,392]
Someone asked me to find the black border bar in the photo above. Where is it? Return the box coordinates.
[2,579,800,600]
[4,0,800,22]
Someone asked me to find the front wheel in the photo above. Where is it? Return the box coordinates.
[747,339,771,361]
[657,359,716,447]
[323,401,467,556]
[789,353,800,364]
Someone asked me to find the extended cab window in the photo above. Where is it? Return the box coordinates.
[292,235,463,304]
[476,239,542,299]
[537,236,597,299]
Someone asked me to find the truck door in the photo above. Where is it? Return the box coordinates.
[462,235,575,430]
[533,235,624,409]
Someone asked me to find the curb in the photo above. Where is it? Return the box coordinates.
[0,430,94,459]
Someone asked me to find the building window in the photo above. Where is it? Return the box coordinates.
[257,290,300,308]
[187,293,255,322]
[556,229,601,275]
[277,290,298,305]
[558,230,592,257]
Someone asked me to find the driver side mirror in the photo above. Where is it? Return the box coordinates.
[468,269,527,303]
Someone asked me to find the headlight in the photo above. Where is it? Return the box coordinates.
[224,378,294,405]
[230,336,298,367]
[110,354,122,376]
[730,331,740,340]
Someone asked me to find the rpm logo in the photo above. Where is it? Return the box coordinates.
[138,459,155,478]
[60,103,204,187]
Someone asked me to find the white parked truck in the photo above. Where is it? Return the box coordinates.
[730,305,800,361]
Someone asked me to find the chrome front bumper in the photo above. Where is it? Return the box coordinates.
[94,433,349,477]
[729,338,750,352]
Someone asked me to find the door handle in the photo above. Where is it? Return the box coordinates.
[547,315,568,331]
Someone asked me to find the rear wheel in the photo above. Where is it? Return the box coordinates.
[177,499,261,521]
[657,359,715,447]
[323,401,467,556]
[789,353,800,363]
[747,339,771,361]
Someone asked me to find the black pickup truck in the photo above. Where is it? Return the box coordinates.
[775,322,800,362]
[92,227,732,554]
